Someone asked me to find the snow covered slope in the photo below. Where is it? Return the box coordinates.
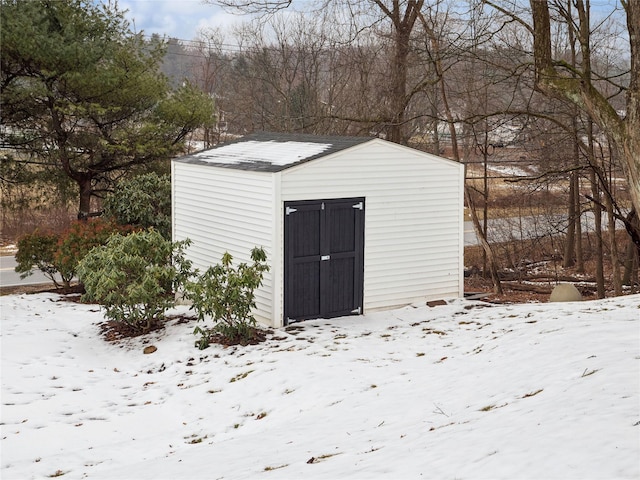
[1,293,638,479]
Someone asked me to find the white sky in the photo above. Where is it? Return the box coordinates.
[1,291,639,479]
[120,0,248,41]
[118,0,627,41]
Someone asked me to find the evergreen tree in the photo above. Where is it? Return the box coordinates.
[0,0,215,218]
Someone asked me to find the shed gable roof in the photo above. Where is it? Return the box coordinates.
[174,132,373,172]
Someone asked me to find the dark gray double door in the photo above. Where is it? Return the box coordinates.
[284,197,365,324]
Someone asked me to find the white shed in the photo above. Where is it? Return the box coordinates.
[172,132,464,327]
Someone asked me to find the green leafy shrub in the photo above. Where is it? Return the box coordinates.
[55,218,134,285]
[186,247,269,348]
[15,231,72,288]
[102,173,172,240]
[77,229,192,333]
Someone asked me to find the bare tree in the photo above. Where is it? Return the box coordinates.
[214,0,292,13]
[210,0,428,143]
[524,0,640,252]
[417,6,504,294]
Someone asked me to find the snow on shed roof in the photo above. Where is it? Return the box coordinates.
[174,132,373,172]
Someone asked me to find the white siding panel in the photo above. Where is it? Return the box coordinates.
[173,162,275,325]
[281,140,463,311]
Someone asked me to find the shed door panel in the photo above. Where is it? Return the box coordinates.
[285,198,364,323]
[323,200,363,317]
[286,204,322,319]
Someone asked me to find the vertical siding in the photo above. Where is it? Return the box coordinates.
[271,175,283,327]
[279,139,464,313]
[172,162,275,325]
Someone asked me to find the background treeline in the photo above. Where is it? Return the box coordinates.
[1,0,637,296]
[155,1,635,295]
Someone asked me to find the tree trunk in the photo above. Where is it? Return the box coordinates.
[622,210,639,290]
[605,189,623,295]
[624,0,640,223]
[388,27,409,144]
[465,183,503,294]
[431,87,440,155]
[77,176,93,220]
[563,14,580,269]
[590,166,606,298]
[372,0,423,145]
[479,129,491,277]
[622,237,638,291]
[575,172,584,272]
[563,171,577,267]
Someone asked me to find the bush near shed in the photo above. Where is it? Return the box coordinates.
[77,229,192,334]
[186,247,269,348]
[15,219,132,289]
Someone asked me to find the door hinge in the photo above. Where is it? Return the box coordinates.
[351,307,362,314]
[321,202,325,210]
[286,206,297,215]
[321,255,331,261]
[352,202,363,210]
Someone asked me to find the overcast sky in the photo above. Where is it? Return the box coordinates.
[120,0,248,41]
[119,0,628,49]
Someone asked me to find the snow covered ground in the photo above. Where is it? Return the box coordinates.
[1,292,639,479]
